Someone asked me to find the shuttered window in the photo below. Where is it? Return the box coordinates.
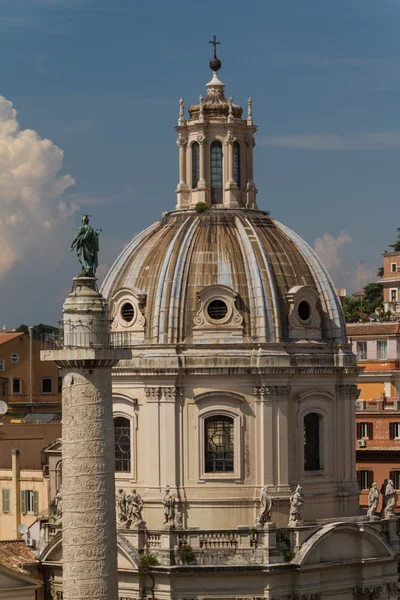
[357,470,373,490]
[389,423,400,439]
[21,490,38,514]
[1,488,10,513]
[357,422,373,440]
[390,471,400,490]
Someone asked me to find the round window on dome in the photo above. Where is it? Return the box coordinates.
[121,302,135,323]
[207,299,228,321]
[298,300,311,322]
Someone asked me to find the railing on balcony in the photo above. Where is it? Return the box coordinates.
[41,320,139,350]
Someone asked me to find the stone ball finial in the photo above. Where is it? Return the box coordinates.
[209,56,222,72]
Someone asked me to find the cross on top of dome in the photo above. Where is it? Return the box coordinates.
[209,35,222,72]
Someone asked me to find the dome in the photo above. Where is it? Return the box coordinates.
[101,209,346,345]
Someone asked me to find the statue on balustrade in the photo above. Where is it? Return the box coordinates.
[162,485,176,527]
[367,482,380,519]
[288,485,304,527]
[384,480,398,519]
[255,486,272,527]
[126,489,144,526]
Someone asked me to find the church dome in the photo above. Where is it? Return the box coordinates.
[101,208,346,345]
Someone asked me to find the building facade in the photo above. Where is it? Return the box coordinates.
[0,333,61,414]
[347,323,400,511]
[0,419,61,540]
[37,50,400,599]
[381,251,400,314]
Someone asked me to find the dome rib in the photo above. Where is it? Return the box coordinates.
[235,216,270,342]
[245,217,281,342]
[153,217,192,344]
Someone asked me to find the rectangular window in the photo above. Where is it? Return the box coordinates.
[41,378,53,394]
[391,289,397,302]
[1,488,10,513]
[377,340,388,360]
[21,490,38,514]
[357,342,367,361]
[0,360,4,372]
[389,422,400,439]
[357,470,373,490]
[12,377,22,395]
[390,471,400,490]
[392,263,397,273]
[357,422,373,440]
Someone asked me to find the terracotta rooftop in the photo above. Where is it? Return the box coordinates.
[0,540,38,575]
[0,332,23,345]
[347,323,400,335]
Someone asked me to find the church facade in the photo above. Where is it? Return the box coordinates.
[39,47,400,600]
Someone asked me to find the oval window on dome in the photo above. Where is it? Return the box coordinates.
[121,302,135,323]
[207,300,228,321]
[298,300,311,322]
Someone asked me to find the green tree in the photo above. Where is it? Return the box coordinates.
[388,227,400,251]
[16,323,59,340]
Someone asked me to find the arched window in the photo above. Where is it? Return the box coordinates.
[114,417,131,473]
[55,461,62,489]
[210,141,223,205]
[304,412,321,471]
[192,142,200,189]
[204,415,234,472]
[233,142,240,187]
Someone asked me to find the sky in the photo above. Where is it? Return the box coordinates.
[1,0,400,327]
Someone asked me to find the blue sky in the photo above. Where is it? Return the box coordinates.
[1,0,399,326]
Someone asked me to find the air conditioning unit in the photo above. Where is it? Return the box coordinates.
[358,439,367,448]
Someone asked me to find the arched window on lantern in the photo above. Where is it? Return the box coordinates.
[233,142,240,188]
[204,415,234,473]
[114,416,131,473]
[304,412,321,471]
[192,142,200,189]
[210,141,223,205]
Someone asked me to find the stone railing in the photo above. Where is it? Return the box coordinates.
[118,516,400,568]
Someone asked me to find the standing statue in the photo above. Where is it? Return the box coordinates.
[367,483,380,519]
[54,486,63,525]
[126,489,144,526]
[384,480,398,519]
[116,489,128,526]
[288,485,304,527]
[175,511,183,530]
[162,485,176,526]
[381,478,388,515]
[255,486,272,527]
[70,215,100,277]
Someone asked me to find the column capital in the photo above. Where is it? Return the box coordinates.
[176,133,188,147]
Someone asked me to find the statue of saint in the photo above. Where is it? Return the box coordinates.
[175,511,183,530]
[162,485,176,526]
[70,215,100,277]
[367,483,380,519]
[116,489,128,526]
[384,480,398,519]
[255,486,272,527]
[126,489,144,525]
[288,485,304,528]
[54,486,62,525]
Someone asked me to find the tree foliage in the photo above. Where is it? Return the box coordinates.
[341,283,384,322]
[16,323,59,340]
[389,227,400,252]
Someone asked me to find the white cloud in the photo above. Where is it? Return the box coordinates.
[261,132,400,151]
[314,231,353,275]
[0,95,75,279]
